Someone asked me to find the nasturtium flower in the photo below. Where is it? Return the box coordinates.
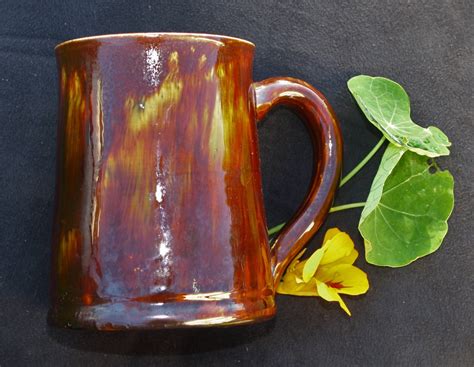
[277,228,369,316]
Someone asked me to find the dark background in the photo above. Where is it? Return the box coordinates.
[0,0,472,365]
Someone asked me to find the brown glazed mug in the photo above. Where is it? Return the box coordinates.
[50,33,342,330]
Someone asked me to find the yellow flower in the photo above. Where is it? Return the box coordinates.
[277,228,369,316]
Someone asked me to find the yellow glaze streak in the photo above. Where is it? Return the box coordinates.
[58,229,80,275]
[126,56,183,133]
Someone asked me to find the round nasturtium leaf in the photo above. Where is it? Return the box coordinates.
[359,144,454,267]
[348,75,451,157]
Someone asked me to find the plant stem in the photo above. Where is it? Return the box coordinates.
[267,136,385,236]
[339,136,386,187]
[268,222,286,236]
[267,202,366,236]
[328,202,366,213]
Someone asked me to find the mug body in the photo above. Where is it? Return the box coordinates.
[50,33,274,329]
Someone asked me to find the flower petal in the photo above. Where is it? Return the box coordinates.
[323,227,342,244]
[288,248,307,272]
[320,232,355,265]
[277,273,318,296]
[317,264,369,296]
[322,249,359,268]
[293,260,305,276]
[302,248,325,282]
[316,280,351,316]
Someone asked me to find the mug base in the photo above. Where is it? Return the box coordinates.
[49,297,276,330]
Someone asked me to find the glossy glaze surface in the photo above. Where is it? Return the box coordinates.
[253,78,343,283]
[50,33,342,330]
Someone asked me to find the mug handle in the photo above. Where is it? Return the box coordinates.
[251,77,343,287]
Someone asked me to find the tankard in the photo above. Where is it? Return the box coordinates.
[50,33,342,329]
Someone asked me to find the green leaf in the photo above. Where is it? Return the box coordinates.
[359,144,454,267]
[348,75,451,157]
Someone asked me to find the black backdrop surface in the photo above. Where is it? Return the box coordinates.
[0,1,472,365]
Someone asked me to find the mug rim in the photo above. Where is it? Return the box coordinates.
[55,32,255,50]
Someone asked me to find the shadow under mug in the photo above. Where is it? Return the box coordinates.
[50,33,342,330]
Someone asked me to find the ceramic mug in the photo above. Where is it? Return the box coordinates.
[50,33,342,330]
